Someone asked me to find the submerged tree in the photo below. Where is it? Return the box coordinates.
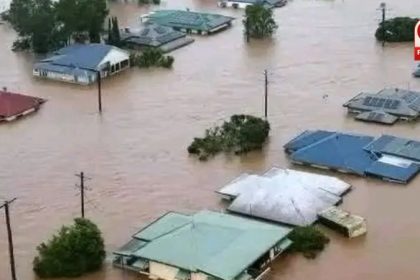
[288,226,330,259]
[188,115,270,160]
[375,17,419,42]
[243,4,278,40]
[8,0,108,52]
[33,218,105,278]
[108,16,121,46]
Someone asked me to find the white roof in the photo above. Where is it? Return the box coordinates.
[217,167,351,226]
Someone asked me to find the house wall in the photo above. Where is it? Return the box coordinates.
[191,272,208,280]
[32,68,93,85]
[149,261,180,280]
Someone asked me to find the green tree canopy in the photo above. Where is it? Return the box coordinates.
[375,17,419,42]
[33,218,106,278]
[188,115,270,160]
[243,4,278,39]
[8,0,108,52]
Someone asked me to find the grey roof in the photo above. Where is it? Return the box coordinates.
[217,167,351,226]
[364,135,420,162]
[143,10,234,32]
[121,24,194,50]
[355,110,398,124]
[284,130,420,184]
[343,88,420,122]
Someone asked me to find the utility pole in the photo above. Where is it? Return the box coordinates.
[264,69,268,118]
[246,18,250,43]
[97,71,102,113]
[1,198,17,280]
[380,2,386,47]
[76,172,85,218]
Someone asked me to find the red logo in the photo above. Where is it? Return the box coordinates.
[415,20,420,61]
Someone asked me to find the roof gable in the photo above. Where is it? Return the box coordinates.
[133,210,291,280]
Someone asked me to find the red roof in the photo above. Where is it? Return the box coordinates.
[0,90,45,120]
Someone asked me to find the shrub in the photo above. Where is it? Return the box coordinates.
[188,115,270,160]
[288,226,330,259]
[33,218,105,278]
[375,17,419,42]
[160,55,174,68]
[133,48,175,68]
[152,0,161,4]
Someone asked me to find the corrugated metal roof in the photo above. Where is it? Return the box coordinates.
[217,168,351,226]
[130,210,291,280]
[0,90,45,119]
[144,10,234,32]
[121,24,191,48]
[365,135,420,162]
[286,131,376,175]
[343,88,420,122]
[355,111,398,124]
[35,44,127,73]
[284,130,420,184]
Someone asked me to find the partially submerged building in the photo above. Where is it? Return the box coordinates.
[218,0,287,9]
[33,44,130,85]
[318,207,367,238]
[113,210,292,280]
[217,167,351,226]
[0,89,45,122]
[284,130,420,184]
[343,88,420,124]
[140,10,234,35]
[120,24,194,53]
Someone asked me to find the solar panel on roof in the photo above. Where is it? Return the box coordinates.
[363,97,372,106]
[390,100,400,109]
[384,99,392,109]
[377,99,385,107]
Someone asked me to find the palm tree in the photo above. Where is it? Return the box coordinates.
[243,4,278,40]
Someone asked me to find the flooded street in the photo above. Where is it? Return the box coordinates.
[1,0,420,279]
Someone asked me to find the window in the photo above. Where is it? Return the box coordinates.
[121,59,129,69]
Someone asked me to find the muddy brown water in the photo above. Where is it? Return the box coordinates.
[1,0,420,279]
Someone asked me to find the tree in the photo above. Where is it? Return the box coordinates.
[33,218,105,278]
[243,4,278,39]
[375,17,419,42]
[56,0,108,43]
[288,226,330,259]
[8,0,63,53]
[188,115,270,160]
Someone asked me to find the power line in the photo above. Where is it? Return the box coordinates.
[0,198,17,280]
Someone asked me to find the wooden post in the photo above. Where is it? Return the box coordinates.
[97,71,102,113]
[1,198,17,280]
[264,69,268,118]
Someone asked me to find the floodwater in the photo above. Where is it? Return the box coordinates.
[1,0,420,279]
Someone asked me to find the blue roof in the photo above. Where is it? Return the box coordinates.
[365,161,419,183]
[37,44,115,71]
[284,130,420,184]
[364,135,420,162]
[287,131,376,175]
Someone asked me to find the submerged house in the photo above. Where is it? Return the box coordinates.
[140,10,234,35]
[120,24,194,53]
[217,167,351,226]
[343,88,420,124]
[218,0,287,9]
[33,44,130,85]
[113,210,292,280]
[284,130,420,184]
[0,89,45,122]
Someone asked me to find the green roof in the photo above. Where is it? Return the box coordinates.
[144,10,234,32]
[132,210,292,280]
